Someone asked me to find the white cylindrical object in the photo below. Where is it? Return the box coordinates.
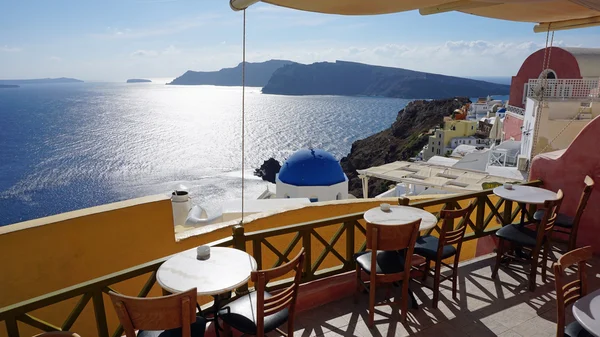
[171,191,191,227]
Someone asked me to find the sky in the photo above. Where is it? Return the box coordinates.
[1,0,600,81]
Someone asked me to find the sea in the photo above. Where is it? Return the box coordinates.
[0,82,417,226]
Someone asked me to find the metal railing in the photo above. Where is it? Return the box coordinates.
[527,78,600,100]
[0,180,543,337]
[506,105,525,116]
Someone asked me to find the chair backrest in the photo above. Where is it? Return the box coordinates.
[366,219,421,252]
[251,248,305,334]
[554,246,592,337]
[535,189,564,245]
[33,333,81,337]
[439,201,476,247]
[571,176,594,233]
[108,288,197,337]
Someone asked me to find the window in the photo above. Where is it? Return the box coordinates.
[437,149,440,155]
[336,192,342,200]
[438,141,441,146]
[523,83,529,104]
[432,147,435,153]
[471,126,474,130]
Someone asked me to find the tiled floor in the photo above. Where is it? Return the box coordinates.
[290,246,600,337]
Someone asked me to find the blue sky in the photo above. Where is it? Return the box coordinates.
[1,0,600,81]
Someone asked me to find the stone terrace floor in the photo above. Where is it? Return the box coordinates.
[288,245,600,337]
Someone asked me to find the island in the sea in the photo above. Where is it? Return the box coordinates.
[262,60,510,99]
[127,79,152,83]
[0,84,19,89]
[0,77,83,85]
[168,60,296,87]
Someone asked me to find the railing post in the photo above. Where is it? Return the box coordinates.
[344,221,355,269]
[92,291,109,337]
[232,225,245,251]
[6,316,20,337]
[302,230,312,281]
[232,225,249,294]
[476,196,485,233]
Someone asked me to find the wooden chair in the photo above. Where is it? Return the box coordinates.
[492,190,564,291]
[355,218,421,326]
[33,333,81,337]
[219,248,305,337]
[413,201,475,308]
[554,246,594,337]
[533,176,594,251]
[108,288,206,337]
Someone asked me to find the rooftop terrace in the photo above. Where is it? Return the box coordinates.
[291,246,600,337]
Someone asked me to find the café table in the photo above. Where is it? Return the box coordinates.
[493,185,559,225]
[573,288,600,337]
[363,205,438,309]
[157,247,257,337]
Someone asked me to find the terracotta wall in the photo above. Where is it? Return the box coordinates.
[503,113,524,141]
[530,115,600,253]
[508,47,582,108]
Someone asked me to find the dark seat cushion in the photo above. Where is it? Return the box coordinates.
[219,291,289,335]
[565,321,595,337]
[354,250,406,274]
[414,235,457,260]
[495,224,539,247]
[138,316,206,337]
[533,209,574,228]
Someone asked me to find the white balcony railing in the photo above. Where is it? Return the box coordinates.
[506,105,525,115]
[527,78,600,100]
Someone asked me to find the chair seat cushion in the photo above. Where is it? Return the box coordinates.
[219,291,289,335]
[354,250,407,274]
[414,235,457,260]
[495,224,539,247]
[533,209,574,228]
[564,321,595,337]
[138,316,206,337]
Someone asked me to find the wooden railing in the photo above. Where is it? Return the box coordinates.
[0,180,542,337]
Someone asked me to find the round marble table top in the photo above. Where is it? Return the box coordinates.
[573,288,600,337]
[157,247,257,296]
[364,205,438,231]
[493,185,558,205]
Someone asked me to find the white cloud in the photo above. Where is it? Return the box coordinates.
[131,49,159,57]
[1,45,22,52]
[49,56,62,62]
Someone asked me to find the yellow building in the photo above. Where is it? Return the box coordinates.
[425,119,478,160]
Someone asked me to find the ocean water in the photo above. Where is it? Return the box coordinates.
[0,83,411,226]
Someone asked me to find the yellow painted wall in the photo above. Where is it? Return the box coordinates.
[0,194,495,337]
[442,120,478,147]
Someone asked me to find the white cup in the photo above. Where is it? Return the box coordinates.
[196,245,210,260]
[504,183,513,190]
[380,203,391,212]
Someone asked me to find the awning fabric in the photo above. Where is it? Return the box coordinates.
[230,0,600,32]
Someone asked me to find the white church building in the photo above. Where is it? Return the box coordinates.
[276,149,348,202]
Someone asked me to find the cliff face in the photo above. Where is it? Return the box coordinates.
[340,97,470,197]
[168,60,296,86]
[262,60,509,99]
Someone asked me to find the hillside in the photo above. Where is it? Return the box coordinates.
[0,78,83,85]
[168,60,296,86]
[262,60,509,99]
[340,97,470,197]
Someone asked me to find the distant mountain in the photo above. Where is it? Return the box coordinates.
[262,60,510,99]
[0,84,19,89]
[0,78,83,85]
[168,60,296,87]
[467,76,512,85]
[127,79,152,83]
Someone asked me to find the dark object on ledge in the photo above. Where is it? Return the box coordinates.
[254,158,281,184]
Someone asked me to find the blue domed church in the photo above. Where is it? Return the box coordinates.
[276,149,348,202]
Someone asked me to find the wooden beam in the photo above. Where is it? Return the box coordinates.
[420,0,499,16]
[534,15,600,32]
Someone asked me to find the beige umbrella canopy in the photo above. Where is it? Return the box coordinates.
[230,0,600,32]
